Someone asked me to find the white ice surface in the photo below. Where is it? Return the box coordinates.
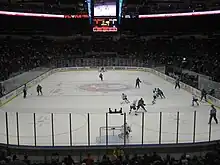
[0,70,219,146]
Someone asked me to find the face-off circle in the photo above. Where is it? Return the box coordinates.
[79,83,131,92]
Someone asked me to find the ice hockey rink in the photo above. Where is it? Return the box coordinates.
[0,70,219,146]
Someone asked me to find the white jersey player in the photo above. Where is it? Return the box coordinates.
[152,90,157,104]
[121,93,130,104]
[129,99,137,114]
[118,123,131,139]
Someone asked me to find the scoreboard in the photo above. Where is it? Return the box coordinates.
[92,0,119,32]
[93,18,118,32]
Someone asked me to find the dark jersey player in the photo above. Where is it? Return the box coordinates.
[37,84,43,95]
[0,82,5,97]
[135,77,141,88]
[100,67,105,72]
[192,95,199,106]
[99,73,103,81]
[137,98,147,112]
[157,88,165,99]
[209,105,218,124]
[23,84,27,98]
[200,89,207,102]
[175,77,180,89]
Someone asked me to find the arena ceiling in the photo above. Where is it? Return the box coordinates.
[0,0,220,14]
[0,0,85,4]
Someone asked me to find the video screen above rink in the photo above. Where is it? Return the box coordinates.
[93,17,118,32]
[94,0,116,17]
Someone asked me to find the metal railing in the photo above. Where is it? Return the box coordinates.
[0,111,217,146]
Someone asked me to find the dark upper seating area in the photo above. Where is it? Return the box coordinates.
[1,35,220,82]
[123,0,220,16]
[0,0,219,16]
[0,0,87,15]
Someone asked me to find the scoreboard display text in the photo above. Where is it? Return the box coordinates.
[93,18,118,32]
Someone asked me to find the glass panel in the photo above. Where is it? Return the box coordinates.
[127,112,142,145]
[211,114,220,141]
[54,113,69,146]
[8,112,17,145]
[71,112,88,145]
[19,113,34,145]
[196,111,209,142]
[144,112,159,144]
[0,111,6,144]
[161,112,176,144]
[108,111,124,145]
[35,113,52,146]
[178,111,194,143]
[90,113,106,145]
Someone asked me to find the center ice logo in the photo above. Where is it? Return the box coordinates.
[79,83,131,92]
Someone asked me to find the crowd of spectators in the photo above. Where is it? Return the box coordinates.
[1,0,220,16]
[0,0,87,15]
[1,145,220,165]
[1,35,220,82]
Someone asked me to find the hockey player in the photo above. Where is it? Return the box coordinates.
[121,93,130,104]
[118,123,131,139]
[152,90,157,105]
[175,77,180,89]
[129,99,137,114]
[0,82,5,97]
[208,105,218,124]
[37,84,43,96]
[135,77,141,88]
[23,84,27,98]
[200,89,207,102]
[153,88,160,98]
[137,98,147,112]
[192,95,199,106]
[100,67,105,72]
[157,88,165,99]
[99,73,103,81]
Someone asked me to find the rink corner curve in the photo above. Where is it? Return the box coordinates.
[0,69,54,108]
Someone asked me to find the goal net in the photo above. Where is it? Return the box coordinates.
[96,126,124,144]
